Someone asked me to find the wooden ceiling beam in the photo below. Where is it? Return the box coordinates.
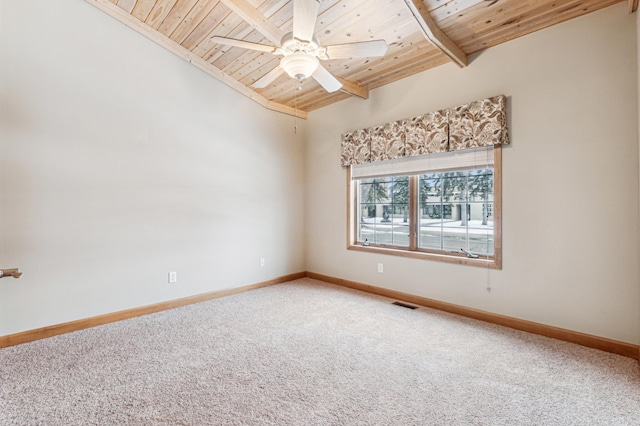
[84,0,306,118]
[402,0,467,68]
[337,78,369,99]
[629,0,639,13]
[218,0,285,46]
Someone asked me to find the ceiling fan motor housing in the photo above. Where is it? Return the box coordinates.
[279,32,323,80]
[280,52,320,81]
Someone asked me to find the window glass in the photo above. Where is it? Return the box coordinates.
[349,146,501,267]
[357,177,409,247]
[417,170,494,255]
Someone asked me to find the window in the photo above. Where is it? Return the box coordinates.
[348,146,501,268]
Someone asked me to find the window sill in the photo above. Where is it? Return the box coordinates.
[347,243,502,269]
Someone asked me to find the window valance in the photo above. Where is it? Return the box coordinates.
[340,95,509,167]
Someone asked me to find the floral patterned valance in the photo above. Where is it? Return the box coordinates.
[341,95,509,167]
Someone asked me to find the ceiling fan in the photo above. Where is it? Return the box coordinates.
[211,0,388,93]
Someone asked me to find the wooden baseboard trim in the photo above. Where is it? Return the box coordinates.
[4,271,637,361]
[0,272,305,349]
[305,271,640,360]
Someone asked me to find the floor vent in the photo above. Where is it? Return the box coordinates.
[391,301,418,310]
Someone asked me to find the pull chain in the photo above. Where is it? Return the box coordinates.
[294,82,302,134]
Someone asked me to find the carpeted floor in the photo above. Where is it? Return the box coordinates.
[1,278,639,425]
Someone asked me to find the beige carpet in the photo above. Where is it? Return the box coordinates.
[1,278,639,425]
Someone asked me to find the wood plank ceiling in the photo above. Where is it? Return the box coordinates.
[86,0,631,118]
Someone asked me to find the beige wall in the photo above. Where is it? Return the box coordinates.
[0,1,305,335]
[305,3,640,344]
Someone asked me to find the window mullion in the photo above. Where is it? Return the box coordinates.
[465,173,470,252]
[409,176,418,251]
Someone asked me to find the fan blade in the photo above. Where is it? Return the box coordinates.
[293,0,320,42]
[211,36,277,53]
[252,66,285,88]
[325,40,388,59]
[312,65,342,93]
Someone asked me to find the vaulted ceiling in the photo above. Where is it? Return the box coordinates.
[86,0,635,118]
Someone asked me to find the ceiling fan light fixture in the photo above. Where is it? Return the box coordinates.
[280,52,319,81]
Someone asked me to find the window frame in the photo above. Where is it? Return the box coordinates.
[347,145,502,269]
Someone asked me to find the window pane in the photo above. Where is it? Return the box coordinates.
[468,202,491,227]
[359,205,374,243]
[422,204,441,219]
[469,232,494,256]
[442,175,466,202]
[468,169,493,202]
[360,204,374,219]
[391,209,409,247]
[420,178,440,203]
[419,225,443,250]
[375,223,393,244]
[359,183,372,202]
[390,176,409,206]
[418,206,442,250]
[441,227,467,252]
[360,179,389,204]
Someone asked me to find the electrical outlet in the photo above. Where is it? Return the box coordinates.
[377,263,384,273]
[260,258,265,267]
[168,271,177,283]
